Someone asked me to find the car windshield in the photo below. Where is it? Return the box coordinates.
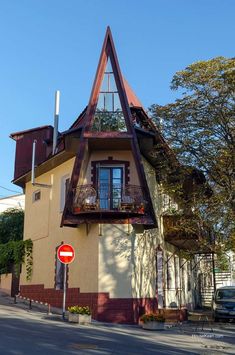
[216,289,235,300]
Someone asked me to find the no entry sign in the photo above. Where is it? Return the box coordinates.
[57,244,75,264]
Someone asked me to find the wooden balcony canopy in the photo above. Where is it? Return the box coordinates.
[163,214,213,253]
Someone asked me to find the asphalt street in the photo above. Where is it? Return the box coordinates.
[0,293,235,355]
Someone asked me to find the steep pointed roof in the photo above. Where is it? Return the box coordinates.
[61,27,157,228]
[123,77,143,108]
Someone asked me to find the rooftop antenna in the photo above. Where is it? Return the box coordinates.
[52,90,60,155]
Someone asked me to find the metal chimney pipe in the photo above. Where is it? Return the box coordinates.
[31,139,37,184]
[52,90,60,155]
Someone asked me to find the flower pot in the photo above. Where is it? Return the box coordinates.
[68,313,91,325]
[78,314,91,325]
[73,207,81,214]
[142,321,165,330]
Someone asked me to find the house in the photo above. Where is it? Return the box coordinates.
[0,193,25,213]
[10,28,210,323]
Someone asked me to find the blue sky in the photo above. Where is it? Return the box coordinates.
[0,0,234,195]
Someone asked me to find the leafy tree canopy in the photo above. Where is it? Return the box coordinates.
[150,57,235,250]
[0,208,24,244]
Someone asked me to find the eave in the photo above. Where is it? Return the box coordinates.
[12,125,82,188]
[12,149,76,188]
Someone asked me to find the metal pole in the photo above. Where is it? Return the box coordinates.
[212,252,216,294]
[62,264,67,320]
[53,90,60,155]
[31,139,37,184]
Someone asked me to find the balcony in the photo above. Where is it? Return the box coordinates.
[72,184,147,219]
[163,214,211,253]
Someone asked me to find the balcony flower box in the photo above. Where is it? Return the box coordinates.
[68,305,91,325]
[140,313,165,331]
[73,206,81,214]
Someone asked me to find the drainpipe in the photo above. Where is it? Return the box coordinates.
[52,90,60,155]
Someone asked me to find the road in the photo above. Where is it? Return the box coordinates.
[0,293,235,354]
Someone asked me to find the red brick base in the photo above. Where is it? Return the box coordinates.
[19,284,187,324]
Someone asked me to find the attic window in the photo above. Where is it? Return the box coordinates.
[92,57,127,132]
[33,190,41,202]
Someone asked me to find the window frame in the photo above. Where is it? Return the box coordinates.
[98,165,124,210]
[32,190,41,203]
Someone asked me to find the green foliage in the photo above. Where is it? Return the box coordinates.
[0,208,24,244]
[92,110,126,132]
[68,305,91,315]
[0,239,33,280]
[215,251,230,272]
[0,208,33,280]
[140,313,165,323]
[150,57,235,249]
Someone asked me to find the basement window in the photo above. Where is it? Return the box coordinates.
[32,190,41,202]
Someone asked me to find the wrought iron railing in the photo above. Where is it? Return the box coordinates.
[73,184,147,214]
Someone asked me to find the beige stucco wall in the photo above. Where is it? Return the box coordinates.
[142,157,194,308]
[21,149,194,307]
[0,273,12,295]
[22,157,99,292]
[97,155,159,299]
[98,225,158,299]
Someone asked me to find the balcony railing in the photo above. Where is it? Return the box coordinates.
[72,184,147,215]
[163,214,199,238]
[162,214,212,252]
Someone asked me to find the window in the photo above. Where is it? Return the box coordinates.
[60,175,70,211]
[174,256,179,289]
[161,193,178,213]
[32,190,41,202]
[187,262,192,292]
[98,166,123,210]
[166,254,174,289]
[92,57,126,132]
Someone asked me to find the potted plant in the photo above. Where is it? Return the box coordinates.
[140,313,165,330]
[68,305,92,325]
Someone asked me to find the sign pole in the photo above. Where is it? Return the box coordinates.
[62,264,67,320]
[57,244,75,321]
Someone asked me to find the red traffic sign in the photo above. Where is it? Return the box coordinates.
[57,244,75,264]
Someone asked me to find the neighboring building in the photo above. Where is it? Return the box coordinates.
[0,193,25,213]
[10,28,209,323]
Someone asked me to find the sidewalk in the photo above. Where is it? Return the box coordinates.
[0,290,62,319]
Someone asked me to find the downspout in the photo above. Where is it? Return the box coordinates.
[52,90,60,155]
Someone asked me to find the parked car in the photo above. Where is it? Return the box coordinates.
[212,286,235,322]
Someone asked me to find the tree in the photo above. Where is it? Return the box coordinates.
[0,208,33,279]
[0,208,24,244]
[150,57,235,250]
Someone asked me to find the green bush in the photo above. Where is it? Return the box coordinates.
[140,313,165,323]
[68,305,91,315]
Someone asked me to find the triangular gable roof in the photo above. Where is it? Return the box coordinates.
[61,27,157,227]
[123,77,143,108]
